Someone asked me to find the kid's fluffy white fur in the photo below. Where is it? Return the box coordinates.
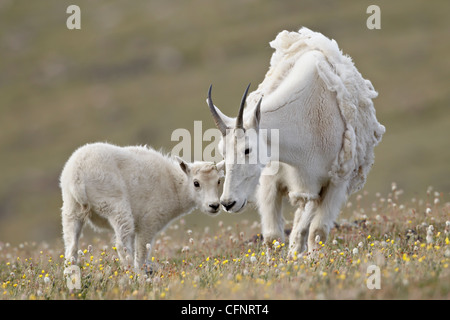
[60,142,224,269]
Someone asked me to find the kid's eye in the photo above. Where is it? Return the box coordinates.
[194,180,200,188]
[245,148,250,155]
[218,180,221,185]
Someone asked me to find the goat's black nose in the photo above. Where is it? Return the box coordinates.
[221,200,236,211]
[209,203,220,211]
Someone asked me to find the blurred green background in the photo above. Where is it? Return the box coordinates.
[0,0,449,245]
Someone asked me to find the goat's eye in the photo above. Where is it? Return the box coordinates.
[245,148,250,155]
[218,179,221,185]
[193,180,200,188]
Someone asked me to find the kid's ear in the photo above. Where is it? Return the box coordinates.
[175,156,190,175]
[216,160,225,171]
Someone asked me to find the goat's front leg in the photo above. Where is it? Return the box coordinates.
[134,229,157,273]
[288,200,317,258]
[109,209,135,268]
[257,175,284,245]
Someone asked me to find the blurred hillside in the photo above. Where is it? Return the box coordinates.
[0,0,449,244]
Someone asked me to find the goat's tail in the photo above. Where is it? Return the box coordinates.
[60,176,90,220]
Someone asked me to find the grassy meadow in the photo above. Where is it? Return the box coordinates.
[0,0,449,300]
[1,187,449,299]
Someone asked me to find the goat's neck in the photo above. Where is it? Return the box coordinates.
[171,171,197,218]
[260,117,299,167]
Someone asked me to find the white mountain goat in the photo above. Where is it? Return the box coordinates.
[207,27,385,257]
[60,142,224,269]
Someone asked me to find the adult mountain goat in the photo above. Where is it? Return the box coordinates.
[60,142,224,269]
[207,27,385,257]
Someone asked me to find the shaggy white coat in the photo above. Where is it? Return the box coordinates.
[210,27,385,256]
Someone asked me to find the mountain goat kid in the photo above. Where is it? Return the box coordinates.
[60,142,224,270]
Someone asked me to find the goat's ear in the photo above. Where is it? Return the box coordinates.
[250,97,262,129]
[175,156,190,175]
[216,160,225,177]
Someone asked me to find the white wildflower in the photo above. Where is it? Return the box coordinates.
[315,235,321,244]
[445,248,450,258]
[426,225,434,244]
[391,182,397,191]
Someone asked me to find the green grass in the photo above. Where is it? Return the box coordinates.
[1,186,449,299]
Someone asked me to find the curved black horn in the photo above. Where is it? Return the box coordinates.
[207,85,228,136]
[236,83,251,129]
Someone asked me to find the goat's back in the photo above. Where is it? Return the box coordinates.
[60,143,179,214]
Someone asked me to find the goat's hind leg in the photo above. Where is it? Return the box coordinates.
[308,181,348,252]
[61,202,85,265]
